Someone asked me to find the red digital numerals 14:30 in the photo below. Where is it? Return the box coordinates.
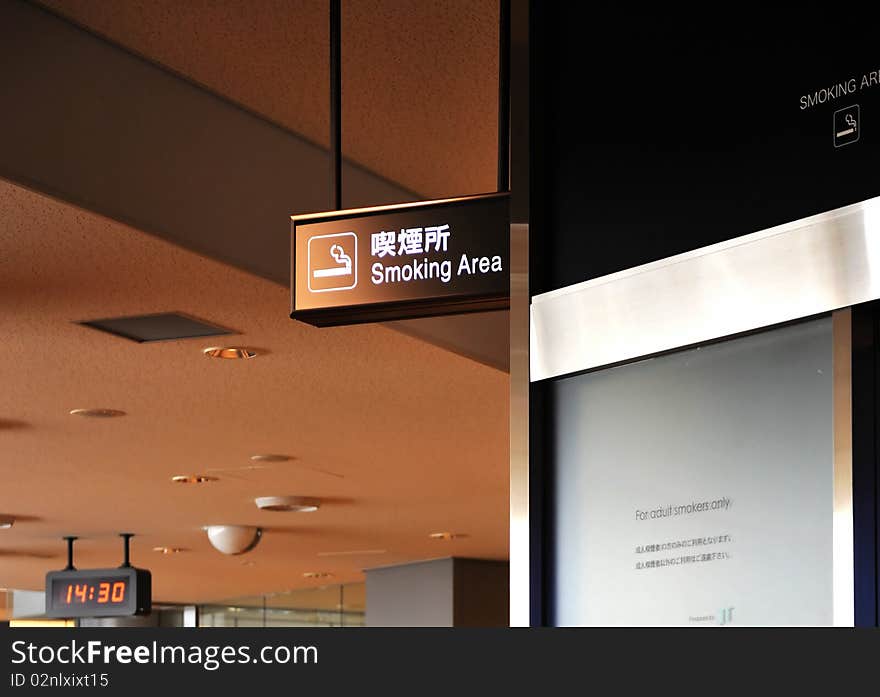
[65,582,125,604]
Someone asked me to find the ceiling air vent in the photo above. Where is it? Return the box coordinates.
[79,313,233,343]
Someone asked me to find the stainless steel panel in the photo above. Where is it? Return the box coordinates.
[509,223,529,626]
[531,197,880,381]
[832,309,854,626]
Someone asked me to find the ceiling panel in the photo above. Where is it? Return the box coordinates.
[0,179,508,603]
[35,0,500,200]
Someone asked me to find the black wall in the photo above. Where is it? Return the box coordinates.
[851,303,880,626]
[529,10,880,626]
[531,9,880,295]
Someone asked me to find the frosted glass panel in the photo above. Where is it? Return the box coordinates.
[552,318,834,626]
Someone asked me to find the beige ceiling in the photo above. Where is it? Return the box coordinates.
[35,0,500,200]
[0,179,509,603]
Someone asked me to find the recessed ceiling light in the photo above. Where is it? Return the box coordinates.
[69,408,126,418]
[250,454,292,463]
[203,347,257,360]
[429,532,468,541]
[255,496,320,513]
[302,571,333,579]
[0,516,14,529]
[152,546,187,554]
[171,475,218,484]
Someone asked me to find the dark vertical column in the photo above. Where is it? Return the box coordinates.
[452,559,509,627]
[509,0,529,225]
[525,0,548,627]
[529,380,549,626]
[497,0,510,193]
[526,0,545,293]
[851,302,879,626]
[508,0,532,626]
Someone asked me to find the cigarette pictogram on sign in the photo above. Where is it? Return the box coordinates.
[308,232,358,293]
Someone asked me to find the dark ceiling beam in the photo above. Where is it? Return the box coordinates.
[0,0,510,371]
[0,0,417,287]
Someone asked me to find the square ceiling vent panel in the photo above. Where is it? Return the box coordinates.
[79,313,234,343]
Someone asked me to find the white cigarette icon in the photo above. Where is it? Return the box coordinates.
[307,231,358,292]
[313,243,352,278]
[837,114,857,138]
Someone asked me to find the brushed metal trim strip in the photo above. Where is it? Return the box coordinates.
[832,309,854,626]
[509,224,530,627]
[531,196,880,381]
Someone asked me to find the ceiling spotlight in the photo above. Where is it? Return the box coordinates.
[69,408,126,418]
[205,525,262,555]
[255,496,320,513]
[302,572,333,580]
[0,516,14,530]
[203,347,257,360]
[152,546,186,555]
[171,475,218,484]
[429,532,468,541]
[250,454,292,463]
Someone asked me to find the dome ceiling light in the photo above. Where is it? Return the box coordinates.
[204,525,262,555]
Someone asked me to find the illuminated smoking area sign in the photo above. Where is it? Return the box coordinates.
[291,192,509,327]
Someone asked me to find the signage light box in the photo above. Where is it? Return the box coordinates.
[291,192,510,327]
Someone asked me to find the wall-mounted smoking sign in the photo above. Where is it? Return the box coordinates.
[291,193,509,326]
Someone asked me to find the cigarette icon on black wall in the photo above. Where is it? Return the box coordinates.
[836,113,857,138]
[834,105,860,148]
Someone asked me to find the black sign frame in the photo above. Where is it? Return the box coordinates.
[290,192,510,327]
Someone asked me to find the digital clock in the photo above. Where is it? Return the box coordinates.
[45,567,151,618]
